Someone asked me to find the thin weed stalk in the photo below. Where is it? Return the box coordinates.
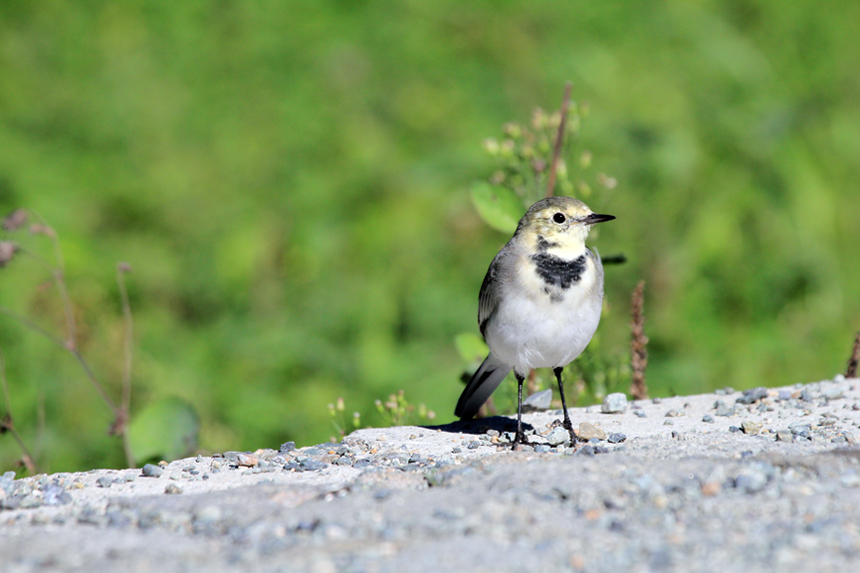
[0,347,39,474]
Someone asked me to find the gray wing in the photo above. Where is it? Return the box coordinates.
[590,246,605,296]
[477,246,511,338]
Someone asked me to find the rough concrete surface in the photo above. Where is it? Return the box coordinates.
[2,378,860,572]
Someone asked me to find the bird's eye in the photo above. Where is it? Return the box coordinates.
[552,213,566,224]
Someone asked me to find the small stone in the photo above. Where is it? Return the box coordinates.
[736,387,769,405]
[702,414,715,423]
[96,477,114,488]
[665,409,683,418]
[777,390,792,401]
[467,441,481,450]
[800,388,817,402]
[451,447,462,454]
[299,460,328,471]
[574,445,596,456]
[545,427,571,447]
[534,444,551,453]
[741,421,763,435]
[486,429,500,438]
[607,433,626,444]
[602,393,628,414]
[522,389,553,412]
[823,388,844,401]
[578,422,606,441]
[788,422,811,436]
[633,410,647,418]
[775,430,793,442]
[728,426,741,433]
[663,420,674,426]
[236,454,259,467]
[164,483,183,495]
[141,464,163,478]
[42,484,71,506]
[715,405,736,417]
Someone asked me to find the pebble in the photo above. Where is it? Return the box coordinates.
[164,483,183,495]
[736,387,769,405]
[141,464,163,478]
[578,422,606,441]
[775,430,793,442]
[534,445,551,453]
[96,477,114,488]
[607,433,626,444]
[539,426,567,446]
[633,410,647,418]
[665,409,683,417]
[715,405,736,417]
[574,445,596,457]
[741,421,763,435]
[522,389,553,412]
[602,393,628,414]
[702,414,715,423]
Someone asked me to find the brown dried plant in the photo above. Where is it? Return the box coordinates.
[629,280,649,400]
[846,331,859,379]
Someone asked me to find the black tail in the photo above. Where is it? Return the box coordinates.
[455,354,511,420]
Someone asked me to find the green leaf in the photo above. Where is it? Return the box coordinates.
[470,182,523,233]
[128,396,200,464]
[454,332,488,363]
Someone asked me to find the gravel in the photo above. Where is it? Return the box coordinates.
[2,378,860,572]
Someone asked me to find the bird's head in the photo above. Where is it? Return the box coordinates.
[516,196,615,256]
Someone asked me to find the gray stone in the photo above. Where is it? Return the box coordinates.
[601,393,628,414]
[736,387,769,405]
[702,414,715,423]
[715,404,736,417]
[522,389,553,412]
[141,464,163,478]
[775,430,793,442]
[545,426,571,446]
[607,433,626,444]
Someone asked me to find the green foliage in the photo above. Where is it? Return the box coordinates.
[374,390,436,428]
[128,396,199,465]
[469,183,522,234]
[1,1,859,472]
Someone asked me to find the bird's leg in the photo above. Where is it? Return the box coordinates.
[554,367,577,444]
[513,372,528,450]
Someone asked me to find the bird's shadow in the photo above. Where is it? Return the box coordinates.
[423,416,533,436]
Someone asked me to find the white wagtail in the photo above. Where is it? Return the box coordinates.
[455,196,615,448]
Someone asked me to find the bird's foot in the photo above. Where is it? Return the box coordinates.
[511,431,530,451]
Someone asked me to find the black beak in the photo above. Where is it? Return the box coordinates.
[584,213,615,225]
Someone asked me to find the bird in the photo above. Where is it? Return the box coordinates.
[455,196,615,448]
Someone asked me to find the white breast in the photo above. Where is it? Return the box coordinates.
[485,252,604,375]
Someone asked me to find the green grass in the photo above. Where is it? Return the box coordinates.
[1,0,859,473]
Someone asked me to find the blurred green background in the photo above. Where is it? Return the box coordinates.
[1,1,858,473]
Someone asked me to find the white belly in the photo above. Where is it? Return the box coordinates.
[485,267,603,374]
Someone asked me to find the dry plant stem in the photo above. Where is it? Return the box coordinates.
[0,347,39,473]
[546,81,573,197]
[629,280,649,400]
[27,213,78,347]
[847,332,860,378]
[117,266,133,416]
[527,368,537,396]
